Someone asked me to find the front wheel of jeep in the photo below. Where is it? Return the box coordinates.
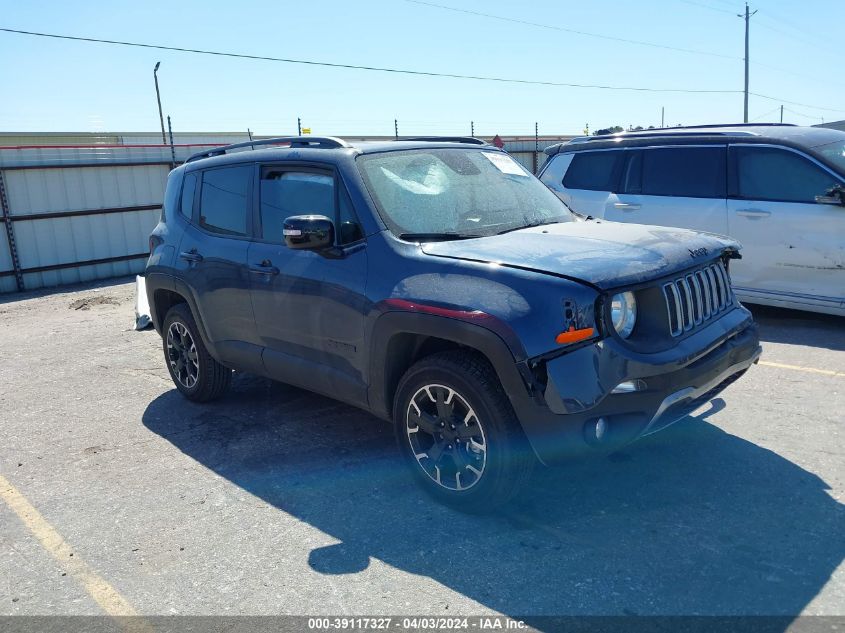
[393,351,535,512]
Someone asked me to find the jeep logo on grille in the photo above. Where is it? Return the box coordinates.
[688,247,708,258]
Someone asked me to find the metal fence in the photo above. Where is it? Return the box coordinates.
[0,144,214,294]
[0,134,574,294]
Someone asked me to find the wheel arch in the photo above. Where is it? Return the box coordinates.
[145,273,219,360]
[367,311,533,423]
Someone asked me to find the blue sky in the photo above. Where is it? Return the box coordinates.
[1,0,842,136]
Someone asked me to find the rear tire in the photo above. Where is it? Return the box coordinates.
[162,303,231,402]
[393,350,535,512]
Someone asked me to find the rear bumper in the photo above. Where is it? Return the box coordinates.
[513,306,761,464]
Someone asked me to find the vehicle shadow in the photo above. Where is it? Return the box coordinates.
[142,374,844,621]
[749,304,845,352]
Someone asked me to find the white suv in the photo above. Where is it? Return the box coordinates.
[540,124,845,316]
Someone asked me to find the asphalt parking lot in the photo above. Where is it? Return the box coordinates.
[1,278,843,621]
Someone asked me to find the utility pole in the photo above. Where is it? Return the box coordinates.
[297,117,301,136]
[394,119,399,140]
[661,106,665,128]
[780,105,784,123]
[738,3,757,123]
[153,62,166,145]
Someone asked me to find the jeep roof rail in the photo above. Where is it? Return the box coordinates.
[395,136,488,145]
[184,136,352,163]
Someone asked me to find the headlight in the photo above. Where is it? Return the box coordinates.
[610,291,637,338]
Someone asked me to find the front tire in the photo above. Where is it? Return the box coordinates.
[162,303,231,402]
[393,351,535,512]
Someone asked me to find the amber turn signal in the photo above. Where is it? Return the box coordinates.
[555,325,595,345]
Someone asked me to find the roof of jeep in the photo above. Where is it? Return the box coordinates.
[543,124,845,156]
[181,138,500,171]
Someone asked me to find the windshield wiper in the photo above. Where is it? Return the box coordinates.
[494,219,563,236]
[398,232,480,242]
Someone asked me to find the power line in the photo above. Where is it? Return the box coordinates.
[704,0,743,9]
[0,26,739,94]
[782,107,824,122]
[3,26,845,115]
[750,92,845,114]
[407,0,738,60]
[676,0,737,15]
[411,0,845,92]
[753,19,837,57]
[749,106,781,122]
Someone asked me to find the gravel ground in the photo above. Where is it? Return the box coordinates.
[1,278,843,620]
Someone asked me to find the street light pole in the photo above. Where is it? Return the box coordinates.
[153,62,166,145]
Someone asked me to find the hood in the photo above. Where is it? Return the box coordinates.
[420,221,739,290]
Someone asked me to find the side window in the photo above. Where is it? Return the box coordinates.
[162,170,183,222]
[734,146,839,203]
[562,151,623,191]
[259,168,363,245]
[641,147,726,198]
[199,165,252,236]
[180,172,197,220]
[260,169,334,242]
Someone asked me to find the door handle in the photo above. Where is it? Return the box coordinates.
[613,202,641,211]
[179,250,203,263]
[735,209,771,218]
[249,260,280,275]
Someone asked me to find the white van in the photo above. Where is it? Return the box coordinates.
[540,124,845,316]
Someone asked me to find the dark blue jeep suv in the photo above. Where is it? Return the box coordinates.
[146,136,761,510]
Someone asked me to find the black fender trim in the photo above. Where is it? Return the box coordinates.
[145,272,223,362]
[143,271,174,334]
[367,311,535,424]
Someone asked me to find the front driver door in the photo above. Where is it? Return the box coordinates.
[727,144,845,312]
[247,164,368,407]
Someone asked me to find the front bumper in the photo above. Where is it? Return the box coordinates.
[513,306,761,464]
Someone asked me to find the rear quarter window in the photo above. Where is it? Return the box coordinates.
[562,151,623,191]
[162,169,184,222]
[180,172,197,220]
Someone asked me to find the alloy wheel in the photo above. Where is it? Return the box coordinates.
[405,384,487,491]
[166,322,199,389]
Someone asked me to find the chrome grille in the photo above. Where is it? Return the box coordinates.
[663,262,732,336]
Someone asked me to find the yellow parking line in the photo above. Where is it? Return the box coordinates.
[759,360,845,377]
[0,474,151,631]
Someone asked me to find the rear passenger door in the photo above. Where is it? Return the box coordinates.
[247,164,369,407]
[540,150,623,217]
[605,146,729,234]
[175,163,262,371]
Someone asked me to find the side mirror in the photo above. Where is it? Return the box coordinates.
[816,185,845,206]
[283,215,334,250]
